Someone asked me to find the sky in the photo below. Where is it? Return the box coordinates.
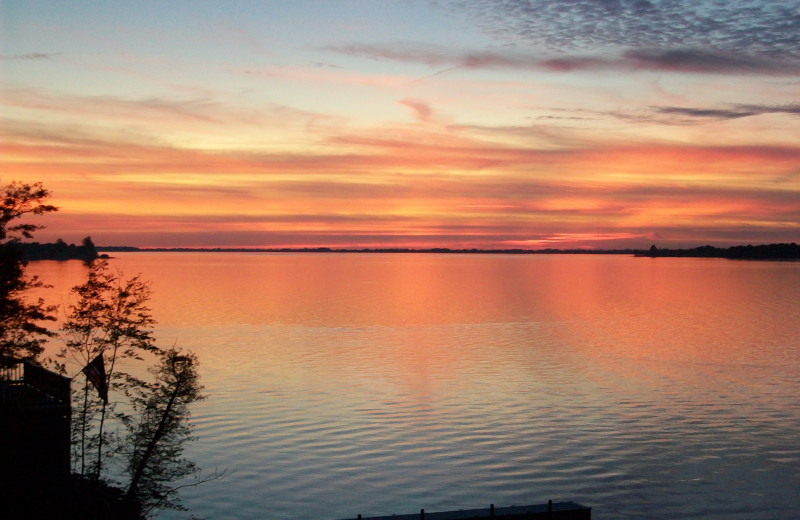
[2,0,799,250]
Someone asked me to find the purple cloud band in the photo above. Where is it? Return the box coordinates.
[325,43,800,76]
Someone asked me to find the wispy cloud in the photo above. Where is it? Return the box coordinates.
[653,103,800,121]
[399,98,433,122]
[1,86,232,125]
[0,52,60,60]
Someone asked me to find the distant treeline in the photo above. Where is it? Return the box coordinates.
[641,243,800,260]
[14,236,101,263]
[97,246,640,255]
[96,243,800,259]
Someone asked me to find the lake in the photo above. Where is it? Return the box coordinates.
[29,253,800,519]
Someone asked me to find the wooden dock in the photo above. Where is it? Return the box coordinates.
[343,501,591,520]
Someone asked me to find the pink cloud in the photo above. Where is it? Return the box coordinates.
[399,98,433,122]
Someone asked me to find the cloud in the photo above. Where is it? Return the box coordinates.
[653,103,800,121]
[326,43,800,76]
[623,49,794,75]
[351,1,798,76]
[0,52,60,60]
[0,86,345,148]
[443,0,800,59]
[399,98,433,122]
[0,86,235,124]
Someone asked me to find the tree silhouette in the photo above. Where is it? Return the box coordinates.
[57,260,160,480]
[56,261,219,517]
[124,348,207,515]
[0,181,58,364]
[1,181,214,517]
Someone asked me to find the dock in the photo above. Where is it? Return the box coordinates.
[343,501,591,520]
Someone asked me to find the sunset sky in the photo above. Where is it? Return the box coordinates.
[2,0,799,249]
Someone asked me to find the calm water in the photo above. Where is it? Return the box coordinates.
[30,253,800,520]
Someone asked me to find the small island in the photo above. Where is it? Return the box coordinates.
[14,236,102,263]
[640,243,800,260]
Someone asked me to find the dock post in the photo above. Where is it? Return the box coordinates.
[548,500,552,513]
[358,515,362,520]
[421,509,425,520]
[490,504,494,517]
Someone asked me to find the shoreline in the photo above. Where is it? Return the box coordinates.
[95,242,800,260]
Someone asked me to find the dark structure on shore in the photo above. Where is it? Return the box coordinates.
[0,358,71,508]
[0,358,139,519]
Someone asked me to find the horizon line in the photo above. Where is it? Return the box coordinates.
[95,242,799,255]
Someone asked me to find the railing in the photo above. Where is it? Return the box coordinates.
[0,357,24,382]
[0,357,71,406]
[0,358,72,496]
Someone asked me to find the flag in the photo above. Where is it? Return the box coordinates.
[82,354,108,404]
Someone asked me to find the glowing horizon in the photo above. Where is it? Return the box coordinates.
[2,1,799,250]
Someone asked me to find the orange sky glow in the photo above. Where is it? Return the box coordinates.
[2,1,799,249]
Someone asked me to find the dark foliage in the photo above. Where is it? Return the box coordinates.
[0,181,59,364]
[56,259,160,481]
[16,236,100,262]
[640,242,800,260]
[124,349,206,515]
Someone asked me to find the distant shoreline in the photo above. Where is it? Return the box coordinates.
[98,246,635,255]
[96,243,800,260]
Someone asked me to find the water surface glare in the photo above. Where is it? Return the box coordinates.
[32,253,800,519]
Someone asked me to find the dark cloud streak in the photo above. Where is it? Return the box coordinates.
[654,103,800,120]
[326,43,800,76]
[623,48,795,74]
